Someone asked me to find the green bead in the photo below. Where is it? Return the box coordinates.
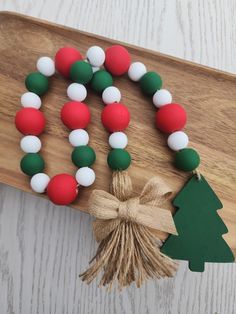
[175,148,200,172]
[20,153,45,176]
[107,149,131,170]
[91,70,113,93]
[25,72,49,96]
[140,71,162,96]
[71,145,96,167]
[70,61,93,84]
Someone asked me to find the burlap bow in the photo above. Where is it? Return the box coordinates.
[89,176,177,242]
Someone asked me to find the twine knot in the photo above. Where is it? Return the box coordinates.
[118,197,139,221]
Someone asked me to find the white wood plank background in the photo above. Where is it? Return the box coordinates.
[0,0,236,313]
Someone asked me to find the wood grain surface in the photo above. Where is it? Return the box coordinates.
[0,1,235,313]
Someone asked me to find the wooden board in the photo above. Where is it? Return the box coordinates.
[0,12,235,253]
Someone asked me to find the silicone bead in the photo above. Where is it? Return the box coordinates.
[105,45,131,76]
[107,149,131,170]
[109,132,128,149]
[102,86,121,104]
[75,167,95,187]
[140,72,162,96]
[36,56,55,77]
[155,103,187,134]
[47,174,78,205]
[61,101,90,130]
[15,108,46,135]
[70,61,93,84]
[167,131,189,151]
[20,135,42,153]
[25,72,49,96]
[71,145,96,167]
[55,47,82,78]
[20,153,45,176]
[91,70,113,93]
[69,129,89,147]
[67,83,87,101]
[21,92,42,109]
[86,46,105,67]
[128,62,147,81]
[153,89,172,108]
[30,173,50,193]
[101,103,130,132]
[175,148,200,171]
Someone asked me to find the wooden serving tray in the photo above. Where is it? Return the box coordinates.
[0,12,235,253]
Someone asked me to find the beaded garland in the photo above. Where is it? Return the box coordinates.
[15,51,97,205]
[15,44,226,289]
[15,44,200,205]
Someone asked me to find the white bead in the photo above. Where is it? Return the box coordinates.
[20,135,42,153]
[102,87,121,105]
[21,92,42,109]
[128,62,147,81]
[30,173,50,193]
[109,132,128,149]
[76,167,95,187]
[36,56,55,77]
[153,89,172,108]
[86,46,105,67]
[69,129,89,147]
[67,83,87,101]
[167,131,189,151]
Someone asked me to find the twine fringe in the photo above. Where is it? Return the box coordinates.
[80,171,178,290]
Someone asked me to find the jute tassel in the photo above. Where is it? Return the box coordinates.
[80,171,178,289]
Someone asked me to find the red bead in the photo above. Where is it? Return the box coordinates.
[104,45,131,76]
[15,108,46,135]
[55,47,82,78]
[47,174,78,205]
[61,101,91,130]
[101,103,130,132]
[155,103,187,134]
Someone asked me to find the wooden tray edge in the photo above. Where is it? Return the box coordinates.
[1,11,236,82]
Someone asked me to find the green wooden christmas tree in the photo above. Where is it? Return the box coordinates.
[161,175,235,272]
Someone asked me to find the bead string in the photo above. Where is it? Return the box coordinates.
[15,49,97,205]
[129,57,201,173]
[193,169,202,181]
[87,46,132,172]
